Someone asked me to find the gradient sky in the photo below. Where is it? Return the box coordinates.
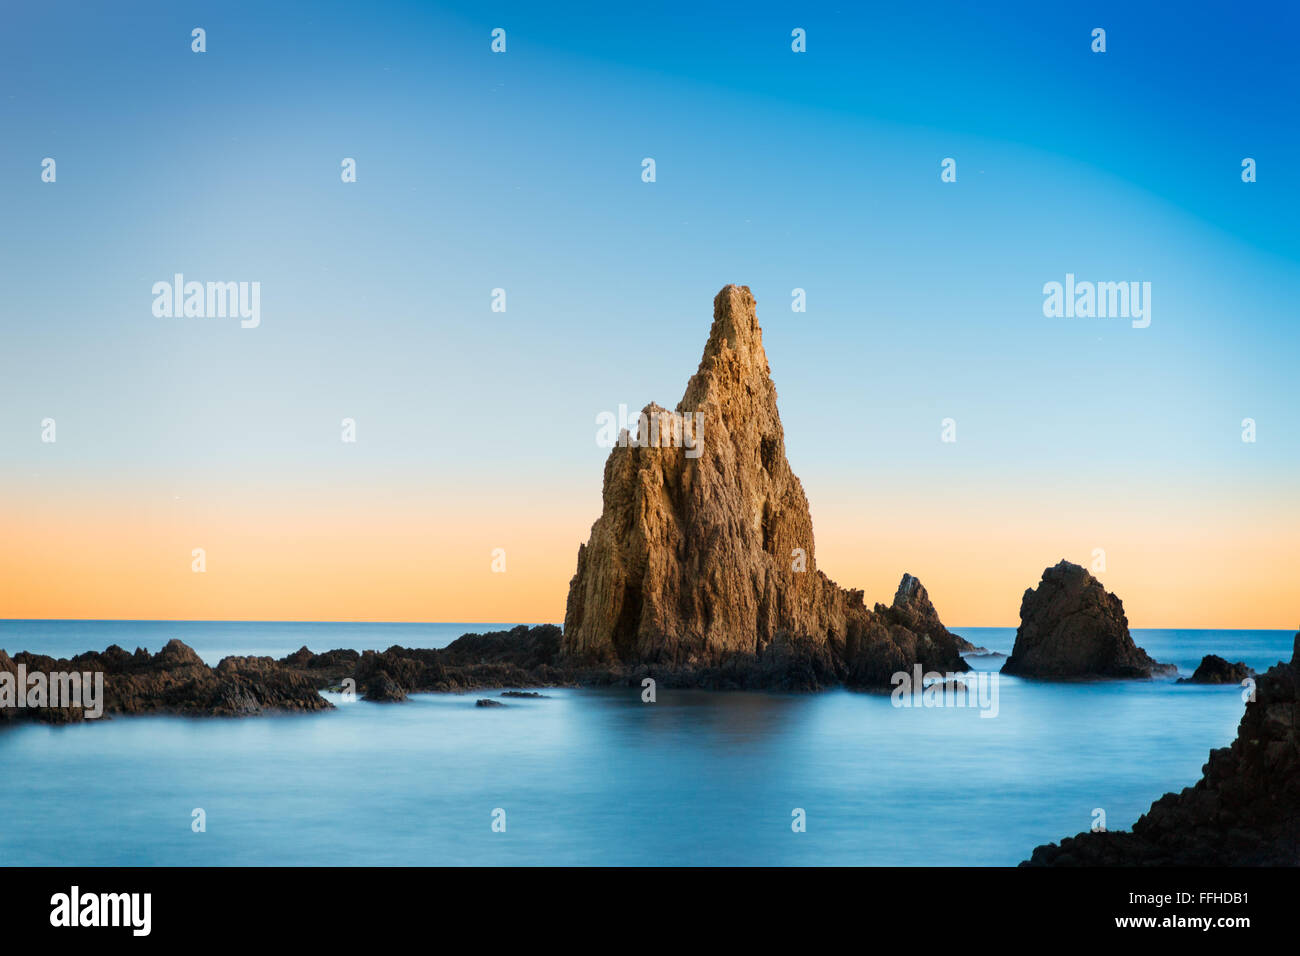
[2,1,1298,627]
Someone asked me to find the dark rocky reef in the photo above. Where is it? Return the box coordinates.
[561,285,967,687]
[1025,633,1300,865]
[282,624,854,695]
[1179,654,1254,685]
[0,639,331,723]
[3,606,969,726]
[1002,560,1171,679]
[316,625,576,698]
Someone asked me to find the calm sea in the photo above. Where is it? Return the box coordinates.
[0,621,1290,866]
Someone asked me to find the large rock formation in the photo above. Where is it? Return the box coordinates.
[561,285,967,685]
[1001,560,1169,679]
[1026,633,1300,865]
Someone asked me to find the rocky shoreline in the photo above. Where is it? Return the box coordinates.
[1025,633,1299,866]
[0,640,330,723]
[0,590,975,725]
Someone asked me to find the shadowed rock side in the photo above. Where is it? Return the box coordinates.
[1026,634,1300,865]
[0,639,331,723]
[285,623,855,695]
[1002,560,1170,679]
[561,285,967,687]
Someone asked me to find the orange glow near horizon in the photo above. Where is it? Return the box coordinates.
[810,483,1300,631]
[2,476,1297,630]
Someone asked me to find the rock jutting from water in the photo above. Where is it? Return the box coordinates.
[0,639,331,723]
[1001,560,1173,679]
[561,284,968,687]
[1025,632,1300,865]
[1178,654,1254,685]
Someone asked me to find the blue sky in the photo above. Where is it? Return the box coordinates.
[2,1,1297,624]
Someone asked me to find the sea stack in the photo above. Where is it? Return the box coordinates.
[1026,632,1300,865]
[1178,654,1254,685]
[1001,560,1168,679]
[561,284,967,685]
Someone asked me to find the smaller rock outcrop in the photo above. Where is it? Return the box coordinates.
[886,575,953,640]
[0,639,330,722]
[1001,561,1170,679]
[475,698,505,708]
[1178,655,1254,685]
[841,574,971,687]
[884,574,979,656]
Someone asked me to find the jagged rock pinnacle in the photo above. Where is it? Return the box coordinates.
[562,285,968,683]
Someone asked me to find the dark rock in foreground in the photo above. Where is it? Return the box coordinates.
[1025,632,1300,866]
[475,698,505,707]
[1179,654,1254,685]
[0,639,331,723]
[1002,561,1171,679]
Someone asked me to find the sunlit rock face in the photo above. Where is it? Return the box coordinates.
[562,285,968,686]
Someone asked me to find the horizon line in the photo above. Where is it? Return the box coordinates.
[1,617,1295,632]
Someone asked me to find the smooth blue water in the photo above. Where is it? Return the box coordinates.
[0,622,1291,866]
